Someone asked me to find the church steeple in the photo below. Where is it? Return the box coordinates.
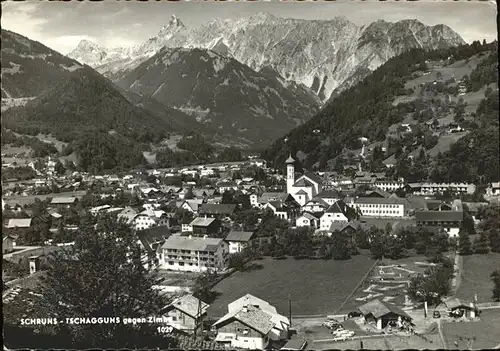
[286,154,295,194]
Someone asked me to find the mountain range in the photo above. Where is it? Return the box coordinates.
[69,13,466,102]
[114,47,321,146]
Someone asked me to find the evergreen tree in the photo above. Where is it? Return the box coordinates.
[458,229,472,255]
[474,231,491,254]
[330,232,351,260]
[491,270,500,302]
[38,215,176,348]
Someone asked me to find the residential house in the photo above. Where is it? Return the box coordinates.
[415,199,464,237]
[161,294,209,334]
[351,195,407,218]
[319,200,356,231]
[296,213,320,229]
[301,198,329,213]
[181,216,194,233]
[199,204,237,219]
[117,207,138,225]
[190,217,220,235]
[315,189,342,206]
[50,196,77,209]
[133,208,169,231]
[263,199,300,221]
[442,297,478,319]
[137,226,171,255]
[3,234,17,254]
[358,299,413,330]
[486,182,500,197]
[225,231,255,254]
[217,180,239,194]
[157,234,229,272]
[180,199,205,214]
[214,294,290,350]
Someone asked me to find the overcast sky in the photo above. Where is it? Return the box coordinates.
[2,0,497,55]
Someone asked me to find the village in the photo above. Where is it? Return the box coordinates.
[2,149,500,350]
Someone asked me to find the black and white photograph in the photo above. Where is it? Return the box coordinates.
[1,0,499,349]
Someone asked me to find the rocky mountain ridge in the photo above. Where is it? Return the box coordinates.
[69,13,466,101]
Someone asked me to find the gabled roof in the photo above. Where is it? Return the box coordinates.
[50,197,76,204]
[161,235,223,252]
[225,231,254,242]
[7,218,32,228]
[415,210,463,222]
[295,189,308,195]
[167,294,209,319]
[259,192,289,203]
[304,198,329,208]
[190,217,216,227]
[358,299,412,320]
[298,212,317,221]
[137,226,171,252]
[316,189,342,199]
[214,305,275,336]
[443,297,475,310]
[293,178,314,188]
[199,203,237,215]
[302,171,323,186]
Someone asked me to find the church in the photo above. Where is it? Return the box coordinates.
[286,155,324,206]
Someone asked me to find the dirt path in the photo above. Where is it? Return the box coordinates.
[451,253,464,296]
[437,319,447,349]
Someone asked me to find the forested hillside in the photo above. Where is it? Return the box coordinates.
[262,40,498,183]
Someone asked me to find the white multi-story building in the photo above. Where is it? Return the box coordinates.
[373,181,404,193]
[412,182,476,195]
[157,235,229,272]
[351,196,406,218]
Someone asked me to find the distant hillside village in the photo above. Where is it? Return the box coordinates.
[2,149,500,349]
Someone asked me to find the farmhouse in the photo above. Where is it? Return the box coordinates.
[415,199,464,237]
[358,299,412,330]
[225,231,255,254]
[161,294,209,334]
[157,235,229,272]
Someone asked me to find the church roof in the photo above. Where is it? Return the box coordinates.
[293,178,314,188]
[286,155,295,164]
[303,171,323,185]
[296,189,308,195]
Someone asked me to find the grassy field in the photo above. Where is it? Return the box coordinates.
[208,255,375,318]
[456,253,500,303]
[307,333,442,350]
[442,308,500,349]
[428,132,468,158]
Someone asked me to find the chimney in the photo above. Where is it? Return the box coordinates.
[203,235,208,239]
[242,306,248,313]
